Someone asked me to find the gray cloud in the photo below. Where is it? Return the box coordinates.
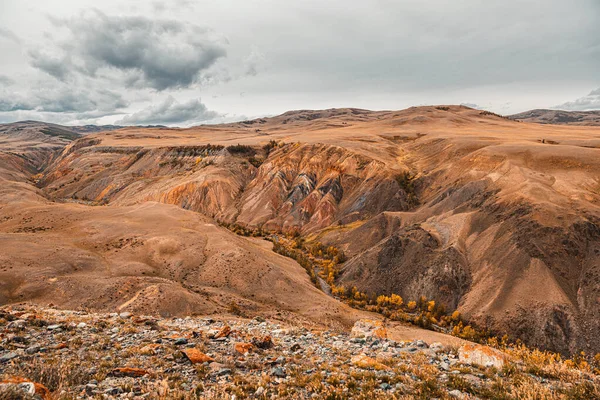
[35,88,128,113]
[0,27,20,43]
[2,1,600,124]
[117,96,218,125]
[30,11,227,90]
[0,87,127,114]
[29,50,71,81]
[0,75,15,87]
[243,47,267,77]
[553,88,600,111]
[0,99,35,112]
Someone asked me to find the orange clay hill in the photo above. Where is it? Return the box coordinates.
[1,105,599,356]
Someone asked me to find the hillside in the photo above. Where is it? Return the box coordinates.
[1,106,599,358]
[1,305,598,399]
[509,109,600,126]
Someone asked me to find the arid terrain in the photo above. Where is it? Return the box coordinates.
[1,106,599,363]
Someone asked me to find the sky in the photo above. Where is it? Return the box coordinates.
[0,0,599,126]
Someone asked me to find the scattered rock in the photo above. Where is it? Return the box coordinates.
[0,305,587,398]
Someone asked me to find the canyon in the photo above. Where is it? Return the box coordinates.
[1,106,599,356]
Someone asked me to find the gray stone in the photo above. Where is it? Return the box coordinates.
[0,352,18,363]
[104,387,122,395]
[25,346,41,354]
[7,320,26,329]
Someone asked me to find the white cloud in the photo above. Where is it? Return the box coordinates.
[553,88,600,111]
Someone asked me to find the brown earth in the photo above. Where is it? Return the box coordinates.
[1,105,599,354]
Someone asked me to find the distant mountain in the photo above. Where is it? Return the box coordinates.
[509,109,600,125]
[1,120,81,141]
[1,120,174,137]
[68,124,125,134]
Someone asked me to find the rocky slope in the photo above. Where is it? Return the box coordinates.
[1,306,598,399]
[1,106,600,356]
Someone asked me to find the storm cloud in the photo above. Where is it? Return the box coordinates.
[117,96,218,125]
[31,11,227,90]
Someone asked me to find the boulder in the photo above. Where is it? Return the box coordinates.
[214,325,231,339]
[182,348,215,364]
[350,319,388,339]
[458,343,506,369]
[0,377,51,400]
[234,342,254,355]
[7,320,26,330]
[251,335,273,349]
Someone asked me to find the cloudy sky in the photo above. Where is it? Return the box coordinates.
[1,0,599,126]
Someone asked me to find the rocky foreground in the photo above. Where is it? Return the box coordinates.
[0,306,598,399]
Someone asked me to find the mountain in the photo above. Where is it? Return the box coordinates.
[1,106,599,357]
[509,109,600,125]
